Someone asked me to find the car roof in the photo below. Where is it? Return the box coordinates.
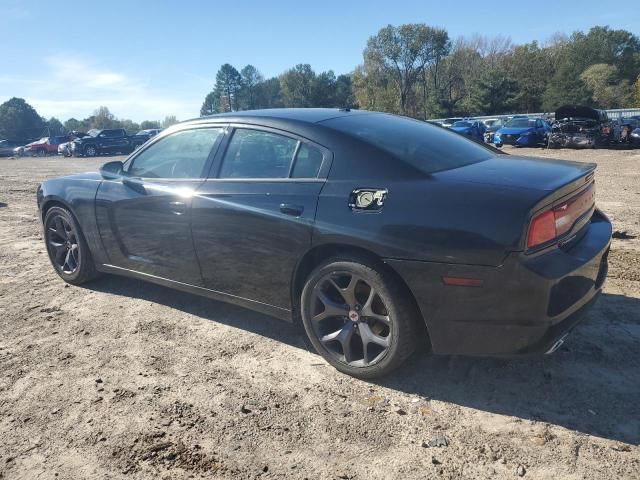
[192,108,369,125]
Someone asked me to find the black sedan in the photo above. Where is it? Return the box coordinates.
[37,109,611,378]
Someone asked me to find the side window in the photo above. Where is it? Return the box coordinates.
[292,143,324,178]
[127,128,223,179]
[219,129,297,179]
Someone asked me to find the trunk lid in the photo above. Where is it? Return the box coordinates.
[436,155,595,201]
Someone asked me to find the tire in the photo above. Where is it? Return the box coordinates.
[300,256,420,379]
[84,145,98,157]
[43,206,99,285]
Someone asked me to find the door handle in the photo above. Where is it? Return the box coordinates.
[280,203,304,216]
[169,201,186,215]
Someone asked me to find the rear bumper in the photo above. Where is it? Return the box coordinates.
[385,209,612,356]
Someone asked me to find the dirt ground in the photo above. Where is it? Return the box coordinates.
[0,146,639,480]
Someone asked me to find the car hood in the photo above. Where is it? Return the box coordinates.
[435,155,595,193]
[450,126,471,133]
[498,127,533,135]
[555,105,600,121]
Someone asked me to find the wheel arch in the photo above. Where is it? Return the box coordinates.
[40,197,75,222]
[290,243,432,348]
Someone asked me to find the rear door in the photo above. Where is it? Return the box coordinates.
[191,125,331,310]
[95,126,225,284]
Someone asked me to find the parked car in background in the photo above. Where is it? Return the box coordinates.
[37,108,611,378]
[615,117,640,145]
[130,128,162,149]
[58,132,88,157]
[631,127,640,146]
[441,117,463,128]
[0,140,24,157]
[71,129,133,157]
[482,118,504,143]
[548,105,612,149]
[24,136,73,157]
[493,117,550,147]
[449,120,485,142]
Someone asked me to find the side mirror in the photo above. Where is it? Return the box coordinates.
[99,160,124,179]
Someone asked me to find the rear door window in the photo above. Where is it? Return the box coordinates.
[219,129,297,179]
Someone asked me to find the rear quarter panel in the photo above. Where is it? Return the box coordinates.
[314,176,545,266]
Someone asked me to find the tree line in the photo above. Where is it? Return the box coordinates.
[0,98,178,142]
[200,64,355,115]
[2,24,640,143]
[201,24,640,119]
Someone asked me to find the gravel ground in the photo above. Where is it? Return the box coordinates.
[0,146,639,480]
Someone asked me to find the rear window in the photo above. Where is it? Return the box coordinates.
[322,113,492,174]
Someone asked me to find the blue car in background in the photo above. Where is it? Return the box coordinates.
[494,117,550,147]
[450,120,485,143]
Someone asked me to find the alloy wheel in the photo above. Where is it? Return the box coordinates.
[85,146,97,156]
[309,271,392,367]
[45,214,80,274]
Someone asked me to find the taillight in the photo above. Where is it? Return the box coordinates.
[527,210,556,248]
[601,126,610,135]
[527,182,596,249]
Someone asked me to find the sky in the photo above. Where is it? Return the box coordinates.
[1,0,638,123]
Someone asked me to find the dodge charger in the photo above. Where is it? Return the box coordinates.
[37,109,611,378]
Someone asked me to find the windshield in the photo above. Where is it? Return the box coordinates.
[87,129,100,137]
[506,118,534,128]
[452,121,473,127]
[322,113,492,174]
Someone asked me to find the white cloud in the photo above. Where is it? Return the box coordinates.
[0,55,204,122]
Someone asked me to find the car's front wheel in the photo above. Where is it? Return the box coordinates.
[44,206,99,285]
[300,257,419,378]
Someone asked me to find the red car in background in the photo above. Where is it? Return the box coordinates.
[25,136,71,156]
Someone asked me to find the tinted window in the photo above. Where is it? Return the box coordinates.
[219,129,297,179]
[292,143,324,178]
[323,114,491,174]
[452,121,473,127]
[128,128,222,178]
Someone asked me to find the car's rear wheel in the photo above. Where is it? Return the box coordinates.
[300,257,419,378]
[44,206,99,285]
[84,145,97,157]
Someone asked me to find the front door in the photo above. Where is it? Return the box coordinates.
[191,126,330,310]
[95,126,225,284]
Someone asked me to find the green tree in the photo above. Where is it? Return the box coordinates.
[504,42,553,113]
[280,64,317,107]
[140,120,161,129]
[469,69,518,114]
[580,64,632,108]
[161,116,179,128]
[90,106,116,129]
[215,64,243,112]
[119,119,141,135]
[254,77,283,108]
[0,97,45,141]
[364,24,441,114]
[335,74,356,108]
[64,118,86,132]
[634,75,640,107]
[239,65,264,110]
[200,91,219,116]
[46,117,65,135]
[313,70,337,107]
